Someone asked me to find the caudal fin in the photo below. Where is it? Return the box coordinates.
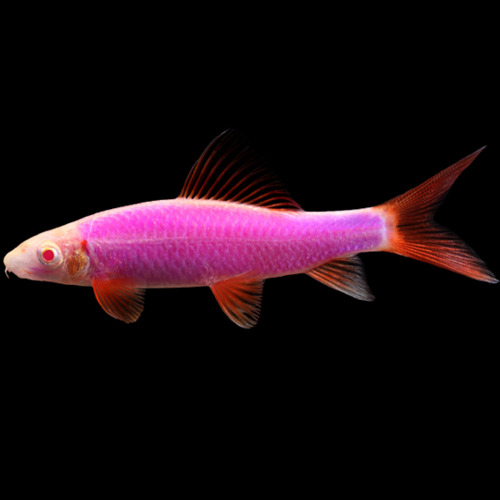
[377,147,498,283]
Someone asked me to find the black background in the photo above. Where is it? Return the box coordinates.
[2,5,498,492]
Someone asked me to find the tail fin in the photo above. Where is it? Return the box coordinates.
[377,147,498,283]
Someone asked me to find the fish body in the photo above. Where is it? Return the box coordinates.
[4,130,497,327]
[76,200,384,288]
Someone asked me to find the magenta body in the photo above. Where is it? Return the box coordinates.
[77,199,386,288]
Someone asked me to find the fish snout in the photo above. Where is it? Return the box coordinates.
[3,246,33,280]
[4,250,15,278]
[4,252,11,278]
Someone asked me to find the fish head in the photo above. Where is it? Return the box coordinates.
[4,224,91,285]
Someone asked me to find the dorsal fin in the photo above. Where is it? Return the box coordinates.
[178,129,302,210]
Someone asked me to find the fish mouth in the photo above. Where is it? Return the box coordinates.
[4,251,14,279]
[4,247,42,280]
[3,250,26,279]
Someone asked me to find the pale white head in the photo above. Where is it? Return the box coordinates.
[4,224,91,286]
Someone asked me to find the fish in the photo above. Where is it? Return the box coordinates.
[4,129,498,327]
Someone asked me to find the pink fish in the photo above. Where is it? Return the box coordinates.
[4,130,497,327]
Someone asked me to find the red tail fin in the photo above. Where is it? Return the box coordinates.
[377,147,498,283]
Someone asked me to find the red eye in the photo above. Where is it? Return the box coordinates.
[38,243,62,266]
[42,249,55,262]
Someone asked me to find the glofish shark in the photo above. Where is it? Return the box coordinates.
[4,130,497,327]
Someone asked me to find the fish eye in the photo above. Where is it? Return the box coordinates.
[37,242,62,267]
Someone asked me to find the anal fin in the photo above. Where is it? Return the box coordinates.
[210,274,264,329]
[306,256,374,301]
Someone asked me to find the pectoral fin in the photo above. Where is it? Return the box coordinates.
[92,278,145,324]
